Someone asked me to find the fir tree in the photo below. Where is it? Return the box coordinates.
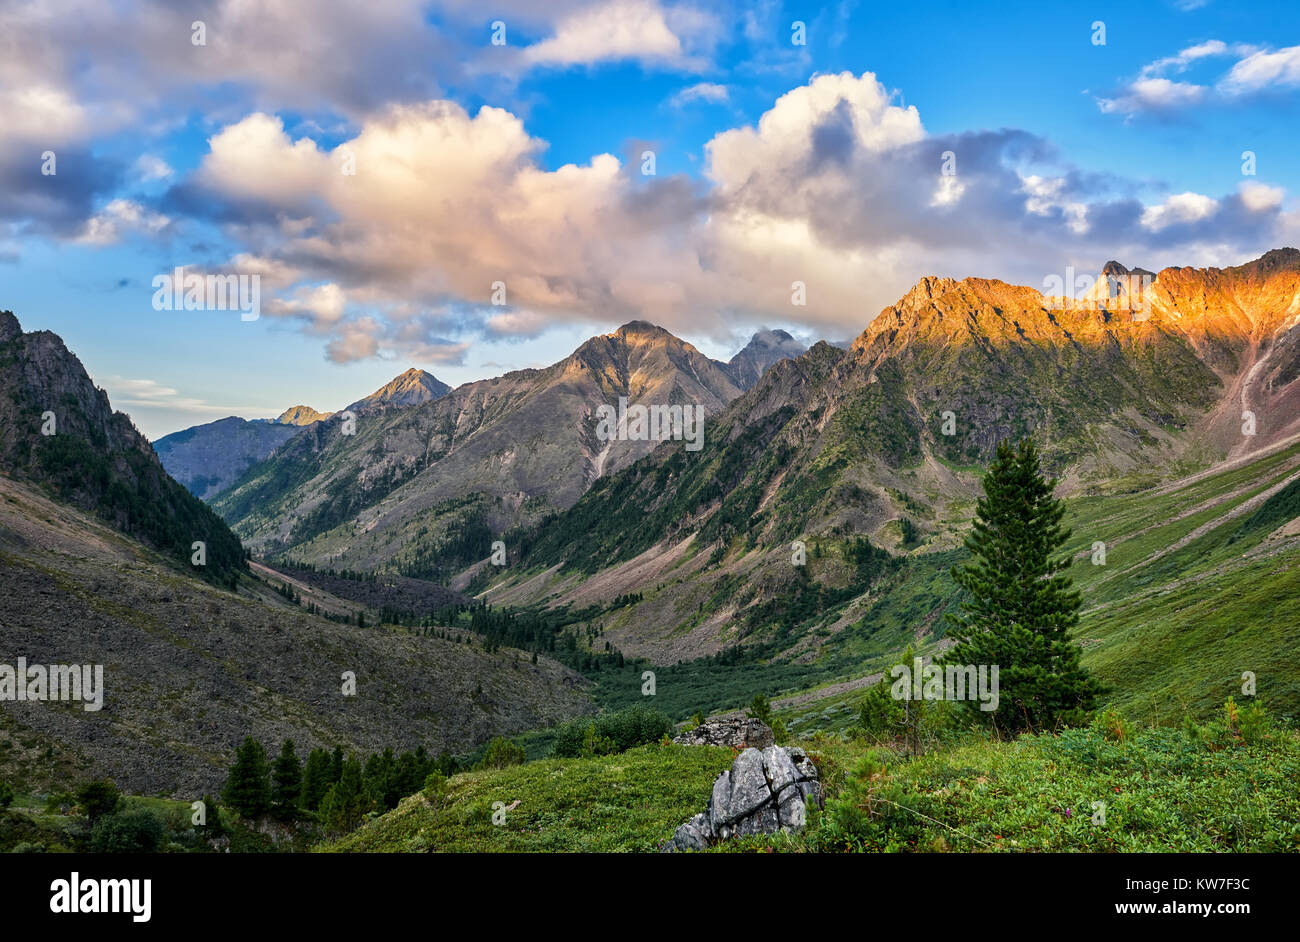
[944,438,1102,736]
[270,739,303,820]
[222,736,271,818]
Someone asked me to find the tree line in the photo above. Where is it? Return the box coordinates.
[221,738,460,836]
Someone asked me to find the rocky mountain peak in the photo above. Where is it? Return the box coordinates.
[1232,246,1300,278]
[742,328,800,350]
[276,404,331,426]
[725,328,808,389]
[600,320,685,352]
[611,319,663,338]
[0,310,21,343]
[345,368,451,412]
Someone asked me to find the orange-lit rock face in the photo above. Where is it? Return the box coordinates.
[857,249,1300,356]
[846,250,1300,455]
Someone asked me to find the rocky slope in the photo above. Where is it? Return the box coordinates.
[0,471,591,796]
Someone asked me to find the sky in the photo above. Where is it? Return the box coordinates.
[1,0,1298,439]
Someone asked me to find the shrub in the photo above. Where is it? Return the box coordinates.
[198,794,226,837]
[1096,709,1134,744]
[0,781,13,812]
[475,737,526,770]
[549,707,673,758]
[1184,697,1275,749]
[422,772,448,803]
[457,800,492,826]
[580,724,618,758]
[1236,698,1273,743]
[857,681,905,743]
[76,780,120,820]
[91,808,165,853]
[43,791,76,814]
[819,752,933,852]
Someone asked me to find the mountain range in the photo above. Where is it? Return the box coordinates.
[210,323,806,576]
[154,368,452,499]
[0,312,591,794]
[4,249,1300,797]
[473,249,1300,670]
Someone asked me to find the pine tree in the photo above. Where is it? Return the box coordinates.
[944,438,1102,736]
[270,739,303,820]
[318,758,371,835]
[300,748,333,812]
[222,736,271,818]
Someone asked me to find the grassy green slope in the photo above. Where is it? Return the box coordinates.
[588,440,1300,734]
[322,743,734,853]
[321,723,1300,853]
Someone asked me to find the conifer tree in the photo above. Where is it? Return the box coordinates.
[318,758,371,835]
[300,748,333,812]
[198,793,226,837]
[271,739,303,820]
[76,779,120,821]
[944,438,1102,736]
[222,736,271,818]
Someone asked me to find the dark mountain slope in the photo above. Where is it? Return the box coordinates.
[0,473,591,796]
[0,310,245,584]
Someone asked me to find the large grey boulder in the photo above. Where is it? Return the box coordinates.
[672,717,774,749]
[666,745,823,851]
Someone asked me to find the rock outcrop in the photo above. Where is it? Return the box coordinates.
[666,745,822,852]
[672,717,775,749]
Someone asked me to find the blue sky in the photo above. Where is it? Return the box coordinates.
[1,0,1297,438]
